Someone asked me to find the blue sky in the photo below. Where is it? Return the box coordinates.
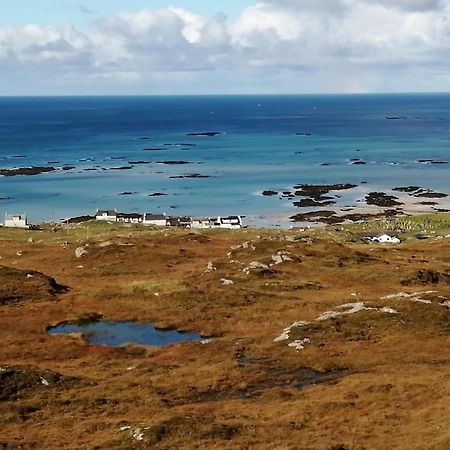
[1,1,253,27]
[1,0,450,95]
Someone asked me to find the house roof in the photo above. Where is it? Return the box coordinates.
[96,209,116,216]
[144,214,166,220]
[5,213,26,220]
[222,215,241,220]
[117,212,142,219]
[220,216,241,223]
[358,232,398,238]
[191,216,211,221]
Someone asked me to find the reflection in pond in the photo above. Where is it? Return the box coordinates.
[47,321,202,347]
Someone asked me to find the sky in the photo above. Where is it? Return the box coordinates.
[1,0,450,95]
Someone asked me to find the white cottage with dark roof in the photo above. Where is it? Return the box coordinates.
[95,209,117,221]
[217,216,242,229]
[4,213,29,229]
[143,213,167,226]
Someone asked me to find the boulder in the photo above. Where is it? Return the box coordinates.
[75,247,88,258]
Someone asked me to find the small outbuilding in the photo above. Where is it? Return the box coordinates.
[4,213,29,229]
[116,213,143,224]
[369,233,400,244]
[190,217,212,229]
[143,213,167,226]
[95,209,117,221]
[217,216,242,229]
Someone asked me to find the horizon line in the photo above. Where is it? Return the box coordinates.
[0,91,449,98]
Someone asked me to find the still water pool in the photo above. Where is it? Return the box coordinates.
[47,321,202,347]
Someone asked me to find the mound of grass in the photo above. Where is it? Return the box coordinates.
[123,279,184,295]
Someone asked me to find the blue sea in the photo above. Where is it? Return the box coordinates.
[0,94,449,227]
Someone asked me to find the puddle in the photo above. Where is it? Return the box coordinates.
[47,321,202,347]
[168,365,348,405]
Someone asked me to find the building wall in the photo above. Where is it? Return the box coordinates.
[4,218,28,228]
[143,220,167,226]
[96,215,117,221]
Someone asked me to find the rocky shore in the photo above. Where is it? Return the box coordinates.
[261,182,450,226]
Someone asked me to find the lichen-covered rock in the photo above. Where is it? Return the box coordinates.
[75,247,88,258]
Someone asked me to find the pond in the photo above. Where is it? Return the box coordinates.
[47,320,203,347]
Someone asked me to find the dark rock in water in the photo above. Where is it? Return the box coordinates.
[148,192,167,197]
[0,166,56,176]
[417,159,448,164]
[350,160,366,165]
[62,165,75,171]
[140,137,150,140]
[186,173,209,178]
[320,163,330,166]
[293,183,357,194]
[170,173,210,179]
[293,198,335,207]
[110,166,133,170]
[48,161,60,164]
[187,132,221,137]
[393,186,422,193]
[365,192,403,207]
[415,191,447,198]
[385,116,408,120]
[292,183,357,202]
[295,132,311,136]
[143,148,163,151]
[0,196,11,200]
[262,190,278,196]
[157,161,191,165]
[118,192,138,196]
[128,161,151,164]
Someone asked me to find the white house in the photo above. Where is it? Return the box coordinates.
[369,233,400,244]
[217,216,242,230]
[190,217,212,229]
[143,213,167,226]
[4,213,29,229]
[95,209,117,221]
[116,213,143,224]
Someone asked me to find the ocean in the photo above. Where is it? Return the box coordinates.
[1,94,450,227]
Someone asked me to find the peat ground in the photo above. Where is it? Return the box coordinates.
[0,220,449,449]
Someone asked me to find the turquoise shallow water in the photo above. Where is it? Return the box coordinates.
[0,94,449,226]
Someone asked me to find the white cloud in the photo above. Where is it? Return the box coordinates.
[365,0,446,12]
[1,2,450,94]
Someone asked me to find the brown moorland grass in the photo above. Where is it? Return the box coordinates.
[0,222,449,449]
